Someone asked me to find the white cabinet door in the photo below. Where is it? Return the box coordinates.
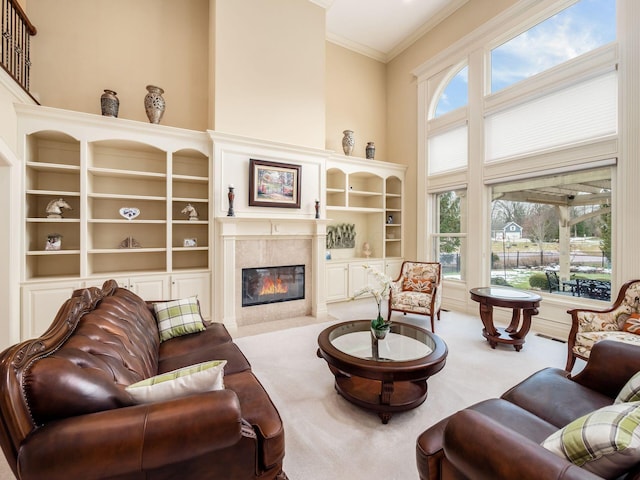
[170,272,211,321]
[129,275,170,301]
[326,262,349,302]
[21,281,83,339]
[86,275,169,301]
[348,261,384,298]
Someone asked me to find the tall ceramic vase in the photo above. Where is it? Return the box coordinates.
[144,85,165,124]
[342,130,354,156]
[100,89,119,117]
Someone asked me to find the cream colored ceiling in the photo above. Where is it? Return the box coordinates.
[316,0,469,62]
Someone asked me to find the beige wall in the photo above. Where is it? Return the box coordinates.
[325,42,387,159]
[27,0,210,131]
[386,0,518,260]
[213,0,325,148]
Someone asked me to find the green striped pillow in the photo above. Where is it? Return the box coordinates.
[541,401,640,479]
[154,297,205,342]
[126,360,227,404]
[615,371,640,404]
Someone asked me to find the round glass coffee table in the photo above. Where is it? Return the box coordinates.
[316,320,448,424]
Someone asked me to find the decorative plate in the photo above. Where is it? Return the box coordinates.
[119,207,140,220]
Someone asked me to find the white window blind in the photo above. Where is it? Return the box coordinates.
[485,71,617,162]
[428,125,468,174]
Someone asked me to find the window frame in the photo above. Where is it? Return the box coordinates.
[415,0,623,295]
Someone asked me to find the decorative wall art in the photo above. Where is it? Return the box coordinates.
[249,159,301,208]
[326,223,356,249]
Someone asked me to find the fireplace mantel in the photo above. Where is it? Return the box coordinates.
[217,216,328,237]
[214,216,328,329]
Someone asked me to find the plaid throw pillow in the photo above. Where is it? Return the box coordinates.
[616,371,640,404]
[126,360,226,404]
[541,401,640,478]
[153,297,205,342]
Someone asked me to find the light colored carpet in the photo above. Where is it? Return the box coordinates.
[234,300,575,480]
[0,300,576,479]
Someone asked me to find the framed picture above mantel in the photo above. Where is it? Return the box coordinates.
[249,158,301,208]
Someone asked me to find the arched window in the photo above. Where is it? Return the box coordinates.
[434,65,468,118]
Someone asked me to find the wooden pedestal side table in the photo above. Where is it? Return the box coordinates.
[317,320,448,424]
[469,287,542,352]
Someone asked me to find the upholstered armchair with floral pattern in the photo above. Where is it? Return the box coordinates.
[566,279,640,372]
[387,261,442,332]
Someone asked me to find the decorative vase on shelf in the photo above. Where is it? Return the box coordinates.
[342,130,354,156]
[100,89,119,117]
[366,142,376,160]
[144,85,165,124]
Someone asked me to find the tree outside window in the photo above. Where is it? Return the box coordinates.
[490,168,612,299]
[435,190,466,280]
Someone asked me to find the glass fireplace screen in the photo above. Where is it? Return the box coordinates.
[242,264,305,307]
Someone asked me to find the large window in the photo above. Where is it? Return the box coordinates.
[490,167,612,300]
[428,125,468,174]
[485,71,617,162]
[433,190,467,280]
[418,0,624,301]
[434,65,468,117]
[491,0,616,92]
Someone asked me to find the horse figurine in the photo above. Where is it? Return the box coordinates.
[46,198,72,219]
[181,203,199,221]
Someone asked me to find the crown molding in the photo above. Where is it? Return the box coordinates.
[326,32,387,63]
[324,0,469,63]
[309,0,333,9]
[386,0,469,63]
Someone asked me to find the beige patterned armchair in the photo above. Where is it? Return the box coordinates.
[566,279,640,372]
[387,261,442,332]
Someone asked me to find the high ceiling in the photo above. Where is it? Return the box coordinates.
[322,0,469,62]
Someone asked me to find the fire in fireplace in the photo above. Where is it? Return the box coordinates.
[242,264,305,307]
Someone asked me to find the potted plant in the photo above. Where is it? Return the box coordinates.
[352,264,394,339]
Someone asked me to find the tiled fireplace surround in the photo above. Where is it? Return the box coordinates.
[216,217,328,329]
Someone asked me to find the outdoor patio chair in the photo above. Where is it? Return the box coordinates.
[545,271,561,293]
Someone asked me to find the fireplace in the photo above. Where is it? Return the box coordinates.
[242,264,305,307]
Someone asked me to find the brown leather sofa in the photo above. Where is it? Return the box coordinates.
[0,280,287,480]
[417,340,640,480]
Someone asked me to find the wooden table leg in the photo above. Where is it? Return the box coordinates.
[379,380,394,424]
[479,302,498,336]
[505,308,521,333]
[511,307,537,351]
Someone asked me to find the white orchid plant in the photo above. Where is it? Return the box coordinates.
[351,264,394,330]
